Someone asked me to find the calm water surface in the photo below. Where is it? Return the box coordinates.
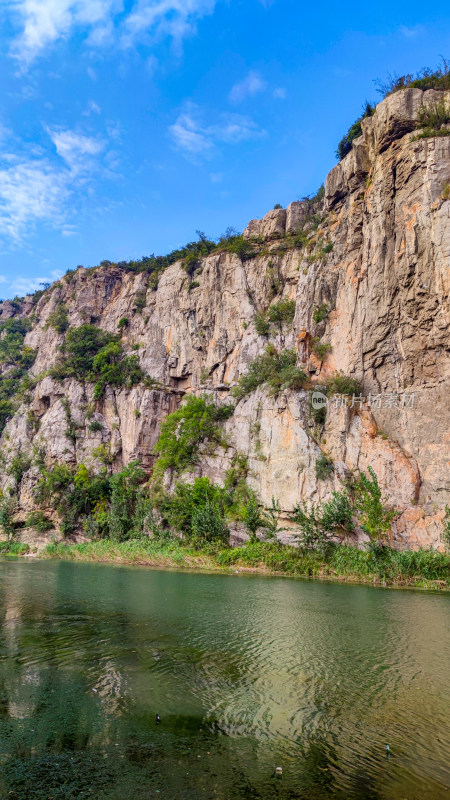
[0,559,449,799]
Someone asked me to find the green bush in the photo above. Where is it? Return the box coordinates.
[325,371,361,396]
[291,489,355,553]
[51,324,146,395]
[232,346,307,401]
[88,420,103,432]
[153,395,234,476]
[336,102,374,160]
[157,476,230,546]
[354,467,396,544]
[311,339,332,360]
[315,454,334,480]
[45,303,69,333]
[254,312,270,337]
[312,303,329,324]
[134,291,147,314]
[118,317,129,330]
[8,450,31,484]
[25,511,54,532]
[0,318,36,433]
[376,59,450,97]
[415,99,450,139]
[0,494,17,541]
[267,299,296,326]
[34,460,147,539]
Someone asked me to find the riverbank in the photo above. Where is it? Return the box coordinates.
[27,538,450,590]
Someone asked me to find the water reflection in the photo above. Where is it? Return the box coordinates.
[0,559,449,799]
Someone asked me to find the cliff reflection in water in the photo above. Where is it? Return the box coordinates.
[0,559,449,799]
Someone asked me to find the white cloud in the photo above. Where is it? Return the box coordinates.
[83,99,101,115]
[47,127,105,174]
[8,269,63,296]
[229,71,267,104]
[169,105,265,158]
[0,123,112,246]
[0,157,69,243]
[6,0,217,67]
[399,24,424,38]
[0,275,8,283]
[169,110,213,155]
[273,87,286,99]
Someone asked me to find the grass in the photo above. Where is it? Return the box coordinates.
[40,538,450,590]
[0,541,30,556]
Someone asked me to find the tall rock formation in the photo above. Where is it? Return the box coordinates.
[1,88,449,549]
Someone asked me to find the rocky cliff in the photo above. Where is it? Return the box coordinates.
[1,87,449,549]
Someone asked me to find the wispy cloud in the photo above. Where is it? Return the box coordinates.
[47,127,106,174]
[399,24,424,38]
[229,71,267,104]
[0,122,113,246]
[169,104,265,159]
[273,87,286,99]
[8,269,63,296]
[6,0,217,67]
[0,157,69,243]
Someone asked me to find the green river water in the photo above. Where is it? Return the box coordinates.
[0,559,449,799]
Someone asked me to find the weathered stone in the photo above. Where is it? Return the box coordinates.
[1,87,449,549]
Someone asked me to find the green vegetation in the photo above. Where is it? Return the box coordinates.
[311,339,332,360]
[0,318,36,434]
[153,395,234,476]
[415,99,450,139]
[241,494,282,541]
[0,540,29,555]
[254,312,270,337]
[45,303,69,333]
[8,450,31,484]
[253,300,295,338]
[232,346,307,401]
[88,420,103,432]
[292,490,354,553]
[156,477,230,547]
[336,102,375,160]
[117,317,129,330]
[25,510,54,532]
[312,303,329,324]
[134,291,147,313]
[315,453,334,480]
[34,460,148,539]
[50,324,146,398]
[324,371,362,396]
[42,537,450,589]
[267,299,296,325]
[376,58,450,97]
[353,466,397,544]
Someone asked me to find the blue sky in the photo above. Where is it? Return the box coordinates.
[0,0,449,298]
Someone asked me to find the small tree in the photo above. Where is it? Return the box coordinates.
[353,467,396,545]
[0,494,17,541]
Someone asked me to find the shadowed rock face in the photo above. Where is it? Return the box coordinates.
[1,88,449,549]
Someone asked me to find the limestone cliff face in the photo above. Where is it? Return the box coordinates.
[1,88,449,549]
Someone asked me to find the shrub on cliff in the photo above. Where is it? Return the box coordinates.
[45,303,69,333]
[376,58,450,97]
[51,324,145,395]
[336,102,374,160]
[153,395,234,476]
[232,346,307,401]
